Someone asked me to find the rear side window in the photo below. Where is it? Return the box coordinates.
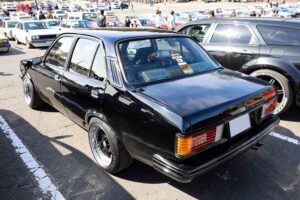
[180,24,211,43]
[45,37,74,69]
[69,38,99,76]
[90,46,106,81]
[211,24,257,45]
[257,25,300,46]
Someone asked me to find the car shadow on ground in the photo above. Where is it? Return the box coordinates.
[2,48,25,56]
[0,109,134,200]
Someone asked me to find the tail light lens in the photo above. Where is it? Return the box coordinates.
[176,125,224,157]
[261,96,277,118]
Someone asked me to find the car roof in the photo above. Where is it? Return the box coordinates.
[61,28,182,56]
[65,28,177,42]
[186,18,300,29]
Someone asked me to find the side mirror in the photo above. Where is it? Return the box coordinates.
[32,57,42,65]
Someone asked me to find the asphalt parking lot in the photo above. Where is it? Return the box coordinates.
[1,42,300,200]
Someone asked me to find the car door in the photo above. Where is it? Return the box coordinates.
[203,23,260,71]
[60,36,106,127]
[34,36,75,114]
[14,23,22,41]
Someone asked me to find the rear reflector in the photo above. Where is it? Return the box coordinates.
[176,125,224,157]
[261,97,277,118]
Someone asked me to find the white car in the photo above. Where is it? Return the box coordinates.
[0,20,18,39]
[1,3,17,11]
[56,20,90,31]
[11,12,32,20]
[44,19,61,29]
[52,10,66,19]
[13,21,58,48]
[0,12,10,21]
[0,34,10,52]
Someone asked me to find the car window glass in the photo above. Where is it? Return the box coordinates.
[90,46,106,81]
[257,25,300,46]
[119,39,151,61]
[211,24,257,45]
[45,37,74,69]
[69,38,99,76]
[180,24,211,43]
[119,37,219,85]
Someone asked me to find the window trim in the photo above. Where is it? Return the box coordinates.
[209,23,259,46]
[43,35,76,70]
[65,35,107,81]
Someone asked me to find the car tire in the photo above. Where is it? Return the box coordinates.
[26,38,33,49]
[22,74,44,109]
[250,69,294,115]
[15,37,20,44]
[88,117,132,174]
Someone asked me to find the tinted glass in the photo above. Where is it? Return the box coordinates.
[257,25,300,46]
[7,21,17,28]
[24,22,48,30]
[119,37,218,85]
[71,20,89,28]
[180,24,211,43]
[47,21,60,27]
[211,24,257,45]
[69,38,99,76]
[90,46,106,81]
[45,37,74,68]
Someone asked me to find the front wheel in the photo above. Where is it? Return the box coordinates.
[250,69,294,115]
[88,118,132,174]
[26,38,33,49]
[22,75,44,109]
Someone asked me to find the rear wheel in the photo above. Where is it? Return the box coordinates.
[250,69,294,115]
[15,36,20,44]
[22,75,44,109]
[88,118,132,173]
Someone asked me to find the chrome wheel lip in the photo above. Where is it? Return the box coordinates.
[255,74,286,114]
[89,125,112,168]
[23,79,31,105]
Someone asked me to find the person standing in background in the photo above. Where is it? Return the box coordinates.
[125,16,131,27]
[167,10,175,31]
[97,10,106,27]
[155,10,162,28]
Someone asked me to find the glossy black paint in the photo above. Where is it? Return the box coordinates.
[176,18,300,106]
[20,30,279,182]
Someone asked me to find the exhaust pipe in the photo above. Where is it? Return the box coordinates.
[251,142,263,150]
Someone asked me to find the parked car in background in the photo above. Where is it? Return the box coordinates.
[0,20,18,39]
[0,34,10,52]
[53,10,66,19]
[19,29,279,183]
[1,3,17,11]
[13,21,58,48]
[0,12,10,21]
[177,18,300,114]
[57,20,90,31]
[11,12,32,20]
[44,19,61,29]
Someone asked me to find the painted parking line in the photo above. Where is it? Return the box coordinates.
[270,132,300,145]
[11,46,27,53]
[0,116,65,200]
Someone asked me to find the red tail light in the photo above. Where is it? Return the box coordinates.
[261,96,278,118]
[176,125,224,157]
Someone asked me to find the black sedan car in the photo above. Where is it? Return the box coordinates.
[20,30,279,183]
[177,18,300,115]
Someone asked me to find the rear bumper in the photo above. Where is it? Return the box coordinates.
[152,115,280,183]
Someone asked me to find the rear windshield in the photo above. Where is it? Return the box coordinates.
[119,37,218,86]
[7,21,17,28]
[257,25,300,46]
